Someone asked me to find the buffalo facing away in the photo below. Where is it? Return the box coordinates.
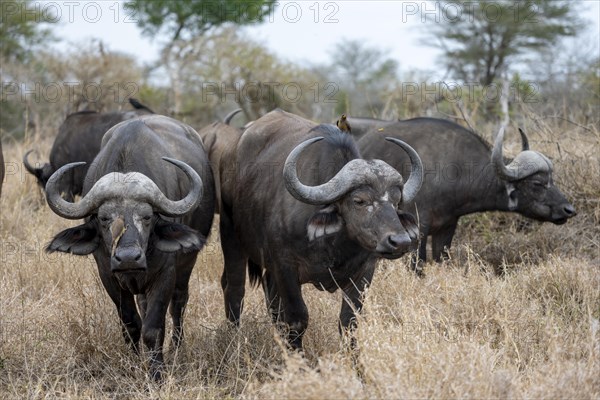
[45,115,215,380]
[24,100,152,200]
[196,109,247,214]
[217,110,422,349]
[356,117,576,272]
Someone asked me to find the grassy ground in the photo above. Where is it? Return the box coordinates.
[1,123,598,399]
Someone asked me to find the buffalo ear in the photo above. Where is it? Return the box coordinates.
[397,211,419,242]
[28,163,52,186]
[153,220,206,253]
[41,164,54,185]
[307,205,343,241]
[46,220,99,255]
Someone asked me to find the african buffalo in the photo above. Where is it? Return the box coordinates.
[197,114,245,214]
[356,117,576,272]
[24,99,153,200]
[218,109,422,349]
[45,115,215,380]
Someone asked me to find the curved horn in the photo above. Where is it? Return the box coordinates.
[284,137,417,206]
[518,128,530,151]
[492,126,548,181]
[45,158,203,220]
[385,137,423,203]
[223,108,242,125]
[492,126,520,181]
[150,157,203,217]
[284,137,337,205]
[23,150,39,174]
[46,162,92,219]
[284,137,375,205]
[23,149,49,182]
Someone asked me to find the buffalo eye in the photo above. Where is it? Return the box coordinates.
[99,216,110,223]
[530,181,547,193]
[142,215,152,222]
[353,197,367,206]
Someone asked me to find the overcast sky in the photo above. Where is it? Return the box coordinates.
[49,0,600,79]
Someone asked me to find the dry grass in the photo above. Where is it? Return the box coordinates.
[1,124,599,399]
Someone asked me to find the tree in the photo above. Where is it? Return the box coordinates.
[328,39,400,117]
[0,0,54,62]
[425,0,581,86]
[125,0,277,115]
[1,40,144,139]
[147,27,326,125]
[125,0,277,42]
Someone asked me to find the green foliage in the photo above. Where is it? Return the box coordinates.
[125,0,277,41]
[0,0,55,62]
[511,72,539,103]
[426,0,581,86]
[0,41,145,140]
[150,27,332,126]
[333,90,350,116]
[578,57,600,105]
[328,39,400,117]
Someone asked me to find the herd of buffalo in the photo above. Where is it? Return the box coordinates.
[0,99,576,380]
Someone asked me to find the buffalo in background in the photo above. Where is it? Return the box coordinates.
[44,115,215,380]
[355,117,576,273]
[216,109,423,349]
[24,99,153,201]
[196,109,245,214]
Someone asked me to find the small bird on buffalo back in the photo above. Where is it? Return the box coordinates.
[336,114,352,133]
[128,98,155,114]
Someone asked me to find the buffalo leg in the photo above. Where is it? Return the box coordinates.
[410,224,429,276]
[219,211,247,324]
[117,293,142,353]
[259,268,282,323]
[137,294,147,319]
[339,265,375,348]
[170,254,196,348]
[96,261,142,352]
[273,267,308,350]
[431,221,457,262]
[143,283,173,381]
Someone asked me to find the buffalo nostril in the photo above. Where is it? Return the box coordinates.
[564,204,576,216]
[388,234,407,248]
[115,248,143,263]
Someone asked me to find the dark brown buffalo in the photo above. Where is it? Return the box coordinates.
[45,115,215,380]
[355,117,576,273]
[196,112,244,214]
[24,99,152,200]
[217,109,423,349]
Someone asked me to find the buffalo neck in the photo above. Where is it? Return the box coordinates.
[301,232,375,291]
[452,160,510,216]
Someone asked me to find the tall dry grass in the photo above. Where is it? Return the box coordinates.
[0,120,598,399]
